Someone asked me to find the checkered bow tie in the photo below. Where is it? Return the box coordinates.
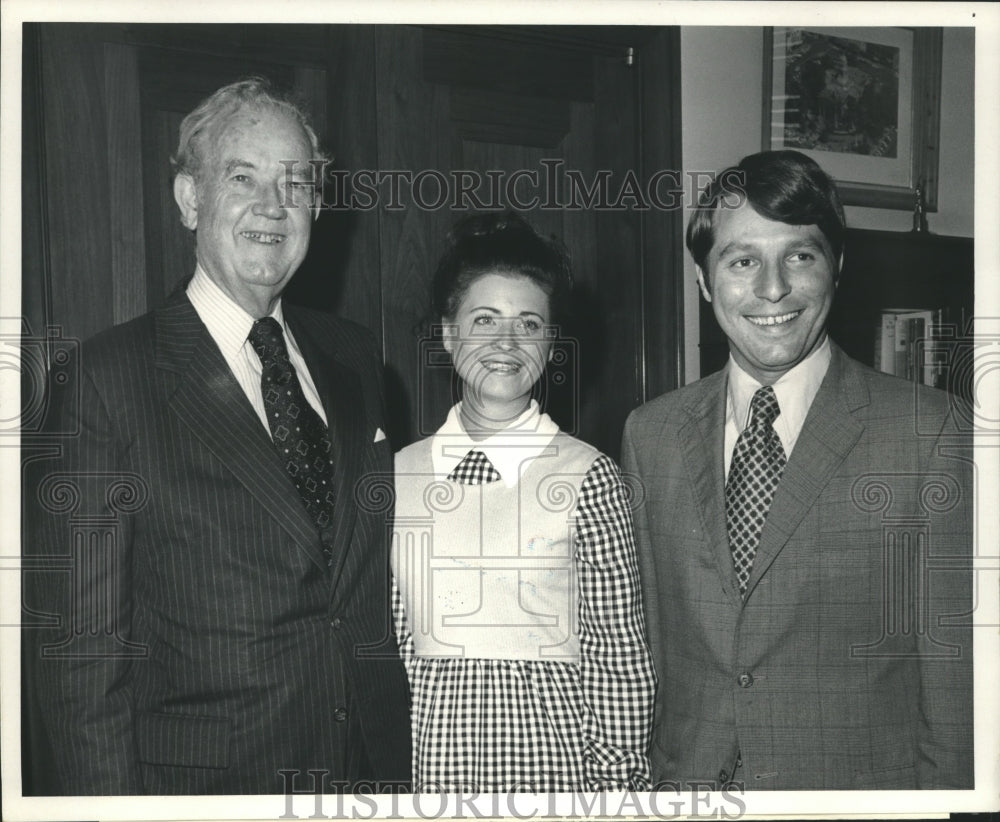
[447,449,502,485]
[725,385,787,598]
[248,317,337,565]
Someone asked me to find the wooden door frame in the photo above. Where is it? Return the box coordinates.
[637,26,686,398]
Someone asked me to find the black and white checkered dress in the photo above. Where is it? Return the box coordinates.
[392,448,655,793]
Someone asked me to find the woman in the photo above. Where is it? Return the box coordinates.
[392,213,654,793]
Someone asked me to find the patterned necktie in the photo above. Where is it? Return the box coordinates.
[447,449,502,485]
[726,385,787,598]
[248,317,336,565]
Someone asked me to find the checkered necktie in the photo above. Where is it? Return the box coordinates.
[726,385,786,598]
[249,317,336,565]
[447,449,502,485]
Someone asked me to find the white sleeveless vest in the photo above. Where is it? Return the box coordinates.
[393,431,598,661]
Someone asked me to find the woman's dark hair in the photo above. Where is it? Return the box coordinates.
[432,211,573,325]
[686,150,845,277]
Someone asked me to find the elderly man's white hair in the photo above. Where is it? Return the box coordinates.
[171,77,328,181]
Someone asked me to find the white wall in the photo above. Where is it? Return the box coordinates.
[679,26,976,383]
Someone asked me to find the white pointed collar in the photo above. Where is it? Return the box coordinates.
[430,400,560,488]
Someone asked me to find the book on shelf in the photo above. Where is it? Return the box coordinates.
[873,307,949,387]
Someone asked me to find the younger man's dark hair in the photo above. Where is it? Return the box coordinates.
[686,150,846,277]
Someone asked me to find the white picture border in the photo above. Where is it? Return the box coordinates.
[2,1,997,820]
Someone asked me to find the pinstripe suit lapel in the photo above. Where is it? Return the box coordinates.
[744,344,868,599]
[285,308,363,587]
[678,370,742,607]
[154,296,329,572]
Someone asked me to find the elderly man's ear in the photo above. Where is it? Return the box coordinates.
[174,174,199,231]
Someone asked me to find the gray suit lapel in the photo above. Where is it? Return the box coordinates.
[744,345,869,599]
[678,370,743,608]
[154,296,329,572]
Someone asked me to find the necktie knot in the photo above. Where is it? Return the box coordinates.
[748,385,780,430]
[248,317,288,363]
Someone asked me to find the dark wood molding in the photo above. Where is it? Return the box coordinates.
[421,24,660,57]
[422,27,595,102]
[105,42,147,325]
[21,24,52,345]
[639,27,685,399]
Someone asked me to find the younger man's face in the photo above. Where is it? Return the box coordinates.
[697,203,840,385]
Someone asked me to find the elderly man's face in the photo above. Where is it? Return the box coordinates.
[697,203,839,385]
[174,104,317,317]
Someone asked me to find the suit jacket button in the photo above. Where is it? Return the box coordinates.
[330,617,343,630]
[718,769,729,784]
[737,672,754,688]
[333,707,348,722]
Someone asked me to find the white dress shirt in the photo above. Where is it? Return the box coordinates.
[723,336,832,479]
[186,265,328,434]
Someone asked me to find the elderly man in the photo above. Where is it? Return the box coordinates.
[623,150,973,790]
[25,79,410,795]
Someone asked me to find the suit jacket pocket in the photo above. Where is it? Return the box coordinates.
[136,711,232,769]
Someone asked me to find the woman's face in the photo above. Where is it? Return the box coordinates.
[444,272,553,423]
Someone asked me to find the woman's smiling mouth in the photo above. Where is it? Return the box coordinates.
[480,358,522,374]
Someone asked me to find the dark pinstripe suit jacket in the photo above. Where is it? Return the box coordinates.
[24,292,410,795]
[621,343,973,790]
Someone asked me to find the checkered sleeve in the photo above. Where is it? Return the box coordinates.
[574,454,656,791]
[390,574,415,670]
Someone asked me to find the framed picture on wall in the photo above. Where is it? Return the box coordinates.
[762,26,943,210]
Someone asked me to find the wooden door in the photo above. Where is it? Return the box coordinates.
[373,26,678,457]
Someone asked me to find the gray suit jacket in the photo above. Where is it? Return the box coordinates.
[622,343,973,790]
[24,292,410,795]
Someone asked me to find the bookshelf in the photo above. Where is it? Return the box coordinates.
[698,228,975,383]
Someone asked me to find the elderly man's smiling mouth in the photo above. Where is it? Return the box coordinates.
[240,231,285,245]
